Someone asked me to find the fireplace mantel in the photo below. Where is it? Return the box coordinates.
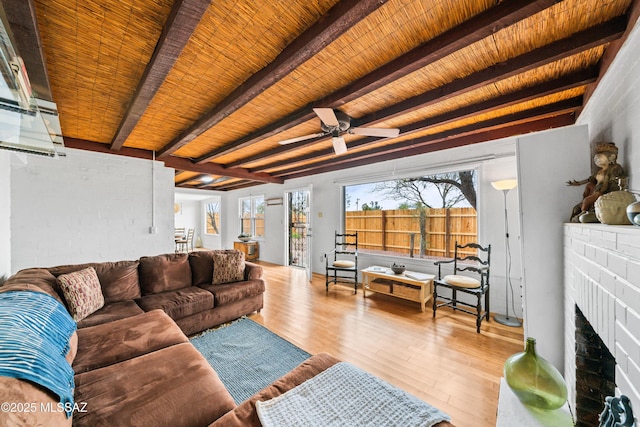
[564,223,640,425]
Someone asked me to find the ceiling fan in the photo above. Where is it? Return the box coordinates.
[278,108,400,155]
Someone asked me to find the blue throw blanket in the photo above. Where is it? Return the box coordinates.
[0,290,77,418]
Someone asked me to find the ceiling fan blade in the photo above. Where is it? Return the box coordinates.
[313,108,339,127]
[332,136,347,155]
[350,127,400,138]
[278,133,325,145]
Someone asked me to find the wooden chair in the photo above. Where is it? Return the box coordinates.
[433,241,491,333]
[175,228,194,253]
[325,231,358,294]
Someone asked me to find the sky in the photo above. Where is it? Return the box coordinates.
[344,180,470,211]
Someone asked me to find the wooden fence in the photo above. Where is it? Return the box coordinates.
[345,208,477,258]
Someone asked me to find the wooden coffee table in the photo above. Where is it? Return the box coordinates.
[361,266,435,312]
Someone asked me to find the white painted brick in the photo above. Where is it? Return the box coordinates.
[616,342,629,374]
[617,278,640,315]
[608,252,628,279]
[616,320,640,365]
[600,269,616,294]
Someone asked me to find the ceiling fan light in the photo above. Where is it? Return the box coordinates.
[332,137,347,155]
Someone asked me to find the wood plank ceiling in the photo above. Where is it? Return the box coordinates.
[14,0,640,190]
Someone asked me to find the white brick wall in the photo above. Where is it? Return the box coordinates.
[9,148,175,272]
[564,223,640,422]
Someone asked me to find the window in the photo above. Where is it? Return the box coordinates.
[204,197,221,235]
[239,195,265,238]
[344,169,477,259]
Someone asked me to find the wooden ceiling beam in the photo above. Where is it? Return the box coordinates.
[356,16,627,126]
[109,0,211,150]
[247,69,597,172]
[228,18,622,169]
[278,113,575,181]
[175,173,209,186]
[582,0,640,108]
[64,138,283,183]
[272,98,581,178]
[195,0,557,163]
[157,0,390,158]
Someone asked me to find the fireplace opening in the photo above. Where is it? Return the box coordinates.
[575,306,616,427]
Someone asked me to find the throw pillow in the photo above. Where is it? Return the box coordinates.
[57,267,105,321]
[212,250,245,285]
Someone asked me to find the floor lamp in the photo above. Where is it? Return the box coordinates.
[491,179,522,327]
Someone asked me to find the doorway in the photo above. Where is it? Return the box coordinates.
[287,188,312,279]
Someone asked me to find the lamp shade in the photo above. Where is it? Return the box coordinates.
[491,179,517,191]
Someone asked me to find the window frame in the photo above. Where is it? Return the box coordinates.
[341,167,478,262]
[203,197,221,236]
[239,195,265,239]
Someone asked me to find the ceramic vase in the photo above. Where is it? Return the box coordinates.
[627,200,640,226]
[595,191,636,225]
[504,337,568,410]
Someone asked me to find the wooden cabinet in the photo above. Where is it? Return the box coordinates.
[234,241,259,261]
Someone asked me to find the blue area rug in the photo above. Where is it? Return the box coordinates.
[190,318,311,404]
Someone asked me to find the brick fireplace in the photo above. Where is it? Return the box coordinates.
[564,224,640,425]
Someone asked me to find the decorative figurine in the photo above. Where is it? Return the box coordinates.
[567,142,626,223]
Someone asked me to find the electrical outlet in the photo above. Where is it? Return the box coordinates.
[149,226,157,234]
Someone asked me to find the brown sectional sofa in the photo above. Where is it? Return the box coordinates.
[0,250,454,427]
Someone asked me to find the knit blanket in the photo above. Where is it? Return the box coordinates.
[256,361,451,427]
[0,291,76,418]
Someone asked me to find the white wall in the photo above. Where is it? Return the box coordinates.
[174,188,223,250]
[0,151,10,281]
[577,19,640,191]
[9,148,175,272]
[223,137,525,318]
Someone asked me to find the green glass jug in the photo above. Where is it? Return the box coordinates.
[504,337,568,410]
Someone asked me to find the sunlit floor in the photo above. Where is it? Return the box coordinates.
[247,262,524,427]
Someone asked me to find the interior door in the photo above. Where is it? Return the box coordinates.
[287,188,312,280]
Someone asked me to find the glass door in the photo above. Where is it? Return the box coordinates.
[287,188,312,280]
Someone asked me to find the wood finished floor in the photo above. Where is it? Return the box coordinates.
[246,262,524,427]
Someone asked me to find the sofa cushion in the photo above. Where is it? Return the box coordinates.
[48,261,141,304]
[57,267,105,321]
[76,300,144,329]
[73,310,188,374]
[136,286,214,320]
[3,268,66,306]
[200,280,265,306]
[139,253,192,295]
[0,377,72,427]
[73,343,236,427]
[213,250,245,285]
[189,250,215,286]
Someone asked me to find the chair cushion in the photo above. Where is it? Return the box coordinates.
[213,250,245,285]
[332,260,355,268]
[443,274,481,288]
[57,267,105,321]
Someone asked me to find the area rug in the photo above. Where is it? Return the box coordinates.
[190,318,311,404]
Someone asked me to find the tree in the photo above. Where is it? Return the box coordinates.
[373,171,476,209]
[206,202,220,234]
[372,170,477,256]
[361,201,382,210]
